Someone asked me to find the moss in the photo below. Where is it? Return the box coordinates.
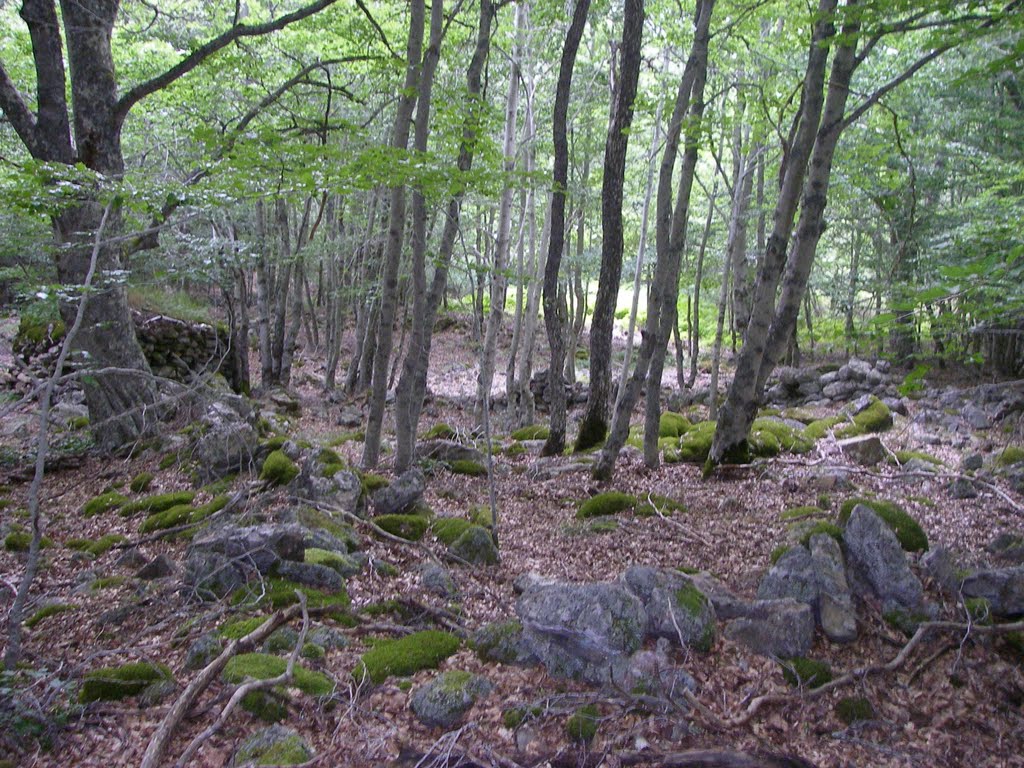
[4,531,53,551]
[422,423,457,440]
[232,578,350,615]
[752,418,812,454]
[260,450,299,486]
[780,657,832,688]
[304,547,358,575]
[119,491,196,516]
[296,507,361,551]
[189,494,229,523]
[432,518,473,545]
[565,704,599,744]
[996,446,1024,467]
[90,576,127,590]
[883,607,930,637]
[504,441,528,457]
[223,653,334,696]
[24,603,76,629]
[511,424,549,441]
[675,420,717,463]
[301,643,325,661]
[576,492,636,520]
[81,491,128,517]
[79,661,172,703]
[634,494,685,518]
[470,506,494,527]
[158,453,178,470]
[220,616,266,639]
[373,514,429,541]
[659,412,691,439]
[129,472,154,493]
[138,504,192,533]
[261,435,288,452]
[838,497,928,552]
[836,696,874,724]
[837,396,892,438]
[891,450,943,467]
[963,597,992,625]
[446,459,487,477]
[316,447,344,466]
[354,630,460,684]
[769,545,791,565]
[240,690,289,722]
[797,521,844,546]
[66,535,125,557]
[586,518,618,534]
[360,472,390,494]
[802,415,843,442]
[503,707,527,729]
[329,430,365,446]
[780,505,826,521]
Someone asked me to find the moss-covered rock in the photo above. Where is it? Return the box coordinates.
[422,423,457,441]
[576,492,636,519]
[118,491,196,517]
[795,521,844,546]
[81,491,128,517]
[891,450,943,467]
[838,497,928,552]
[446,459,487,477]
[659,412,691,439]
[189,494,230,523]
[223,653,334,695]
[471,620,528,664]
[316,447,344,466]
[65,533,126,557]
[354,630,460,684]
[780,505,826,521]
[769,545,792,565]
[359,472,389,494]
[240,690,289,723]
[751,417,813,454]
[511,424,549,441]
[233,725,313,766]
[24,603,76,629]
[449,525,499,565]
[565,704,599,744]
[802,415,844,442]
[4,531,53,552]
[79,661,173,703]
[410,670,493,728]
[835,696,874,724]
[673,420,717,463]
[260,450,299,486]
[431,517,473,545]
[231,577,350,616]
[138,504,192,533]
[220,616,266,640]
[837,396,892,438]
[780,657,831,688]
[373,514,428,541]
[129,472,154,493]
[296,507,362,551]
[304,548,361,577]
[634,494,685,518]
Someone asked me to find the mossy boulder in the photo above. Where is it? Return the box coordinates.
[576,491,636,520]
[780,657,832,688]
[410,670,493,728]
[838,497,928,552]
[232,725,313,766]
[511,424,549,441]
[566,704,600,744]
[138,504,192,533]
[81,491,128,517]
[659,412,691,439]
[422,423,457,440]
[119,491,196,517]
[431,517,473,545]
[304,547,362,577]
[891,450,943,467]
[80,661,173,703]
[373,514,429,541]
[260,450,299,486]
[354,630,460,684]
[445,459,487,477]
[751,417,812,454]
[471,620,531,664]
[4,531,53,551]
[795,521,844,547]
[231,577,350,615]
[672,420,717,463]
[129,472,154,493]
[359,472,390,494]
[802,415,844,442]
[65,533,126,557]
[837,396,892,438]
[240,690,289,723]
[223,653,334,696]
[449,525,499,565]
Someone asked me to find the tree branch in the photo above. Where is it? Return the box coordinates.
[354,0,400,59]
[0,60,39,154]
[114,0,341,125]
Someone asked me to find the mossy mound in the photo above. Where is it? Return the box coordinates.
[796,521,844,546]
[373,514,429,541]
[354,630,460,684]
[359,472,390,494]
[232,577,350,615]
[670,420,717,463]
[189,494,230,523]
[891,450,943,466]
[220,616,266,639]
[119,491,196,517]
[422,423,457,441]
[223,653,334,696]
[837,396,892,438]
[835,696,874,724]
[781,657,832,688]
[449,525,499,565]
[566,704,599,744]
[304,548,360,576]
[129,472,154,493]
[24,603,76,629]
[576,492,636,520]
[81,491,128,517]
[260,450,299,486]
[4,531,53,551]
[634,494,685,518]
[315,447,344,467]
[770,545,792,565]
[780,505,826,521]
[511,424,549,441]
[328,430,365,446]
[802,415,844,442]
[65,533,126,557]
[659,412,691,439]
[505,442,527,457]
[80,661,173,703]
[296,507,362,551]
[839,497,928,552]
[432,517,473,545]
[751,418,813,454]
[996,446,1024,467]
[470,506,493,527]
[445,459,487,477]
[241,690,289,723]
[138,504,192,533]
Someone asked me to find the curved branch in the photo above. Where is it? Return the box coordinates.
[0,60,39,154]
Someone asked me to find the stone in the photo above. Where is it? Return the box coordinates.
[621,566,716,651]
[371,468,425,516]
[274,560,345,593]
[809,534,857,643]
[723,599,814,658]
[185,524,305,598]
[193,402,260,483]
[293,468,362,514]
[410,670,492,728]
[987,532,1024,565]
[947,478,979,500]
[184,633,223,670]
[135,553,176,580]
[420,562,457,598]
[336,406,362,428]
[963,404,991,430]
[960,567,1024,617]
[115,548,148,569]
[471,621,536,665]
[448,525,499,566]
[516,580,647,684]
[612,638,696,702]
[757,547,818,606]
[416,439,486,465]
[922,547,962,593]
[308,626,349,650]
[842,505,924,613]
[231,725,312,767]
[837,434,887,466]
[962,454,984,472]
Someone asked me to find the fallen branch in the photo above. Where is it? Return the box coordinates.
[618,749,819,767]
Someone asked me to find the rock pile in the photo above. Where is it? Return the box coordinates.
[765,358,897,407]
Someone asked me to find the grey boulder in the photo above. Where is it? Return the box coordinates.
[410,671,492,728]
[372,468,425,516]
[961,567,1024,617]
[621,566,716,651]
[723,599,815,659]
[842,505,924,613]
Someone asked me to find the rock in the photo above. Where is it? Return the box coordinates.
[613,638,696,702]
[416,439,486,465]
[809,534,857,643]
[294,468,362,514]
[723,599,814,658]
[842,505,924,613]
[922,547,962,593]
[308,626,349,650]
[962,454,984,472]
[265,387,302,417]
[231,725,312,767]
[882,397,909,416]
[420,563,457,598]
[185,524,305,598]
[947,478,979,500]
[371,468,425,516]
[302,528,351,555]
[115,548,148,569]
[336,406,362,428]
[685,572,749,619]
[448,525,499,566]
[135,553,176,580]
[621,566,716,651]
[193,402,260,483]
[184,633,223,670]
[517,580,647,684]
[410,670,492,728]
[472,621,536,665]
[960,567,1024,617]
[274,560,345,593]
[757,547,818,606]
[987,532,1024,565]
[963,404,991,430]
[837,434,887,466]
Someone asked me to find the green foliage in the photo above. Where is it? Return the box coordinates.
[838,497,928,552]
[576,492,636,519]
[431,517,473,545]
[65,533,126,557]
[129,472,154,493]
[126,285,213,324]
[222,654,334,696]
[797,521,845,546]
[4,530,52,551]
[24,603,76,629]
[138,504,192,533]
[260,450,299,486]
[898,363,931,397]
[781,657,832,689]
[836,697,874,724]
[446,459,487,476]
[81,491,128,517]
[511,424,549,441]
[354,631,460,684]
[118,491,196,516]
[373,514,428,541]
[565,704,599,744]
[422,423,456,440]
[996,446,1024,467]
[79,662,172,703]
[658,412,691,439]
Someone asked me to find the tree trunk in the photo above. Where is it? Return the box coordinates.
[685,177,717,389]
[541,0,592,456]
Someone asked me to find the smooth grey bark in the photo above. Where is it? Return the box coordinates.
[541,0,592,456]
[684,177,717,390]
[363,0,426,469]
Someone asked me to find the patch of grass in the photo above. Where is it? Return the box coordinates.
[780,505,826,521]
[838,497,928,552]
[996,446,1024,467]
[81,491,128,517]
[576,492,636,519]
[223,653,334,696]
[24,603,76,629]
[781,657,832,688]
[354,630,460,684]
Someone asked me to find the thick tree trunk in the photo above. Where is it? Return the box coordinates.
[541,0,592,456]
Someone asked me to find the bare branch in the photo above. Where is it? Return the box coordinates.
[0,60,38,154]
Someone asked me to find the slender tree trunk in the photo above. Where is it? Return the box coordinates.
[685,177,717,388]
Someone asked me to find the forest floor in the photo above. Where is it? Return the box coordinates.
[1,314,1023,768]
